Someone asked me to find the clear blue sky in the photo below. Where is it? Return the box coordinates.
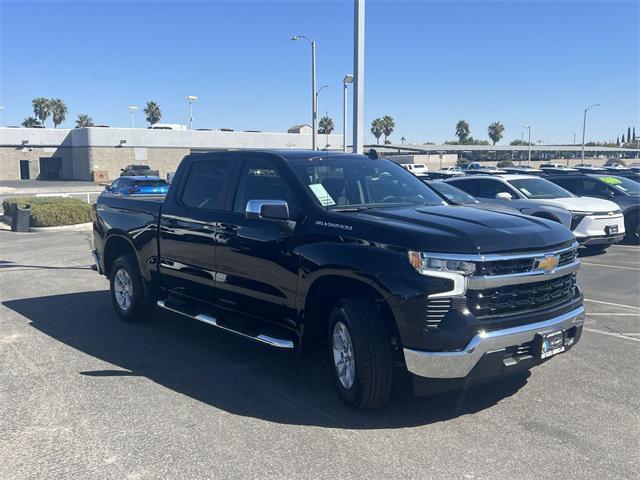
[1,0,638,144]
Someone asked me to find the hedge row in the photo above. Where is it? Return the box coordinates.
[2,197,93,227]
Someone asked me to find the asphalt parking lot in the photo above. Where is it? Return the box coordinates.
[1,229,638,479]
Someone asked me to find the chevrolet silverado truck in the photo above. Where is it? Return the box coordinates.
[93,150,585,409]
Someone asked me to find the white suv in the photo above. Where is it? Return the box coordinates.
[402,163,429,175]
[447,175,625,250]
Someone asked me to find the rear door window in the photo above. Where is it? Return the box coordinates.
[448,179,481,196]
[233,159,299,216]
[180,159,234,211]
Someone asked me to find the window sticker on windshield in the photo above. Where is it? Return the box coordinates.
[309,183,336,206]
[600,176,622,185]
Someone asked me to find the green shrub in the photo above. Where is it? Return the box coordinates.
[497,160,515,167]
[2,196,93,227]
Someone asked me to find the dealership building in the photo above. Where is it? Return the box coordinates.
[0,127,343,182]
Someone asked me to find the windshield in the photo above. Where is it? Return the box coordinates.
[596,175,640,195]
[428,181,479,205]
[508,178,574,199]
[289,157,446,210]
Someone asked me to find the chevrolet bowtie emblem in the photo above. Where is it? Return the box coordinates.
[536,254,560,273]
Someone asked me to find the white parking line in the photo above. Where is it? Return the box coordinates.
[610,244,640,250]
[583,327,640,343]
[584,299,640,310]
[587,313,640,316]
[580,262,640,271]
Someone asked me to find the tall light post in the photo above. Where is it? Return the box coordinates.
[343,74,354,152]
[292,34,317,150]
[523,124,532,166]
[353,0,365,154]
[581,103,599,163]
[187,95,198,130]
[315,86,329,149]
[128,106,139,128]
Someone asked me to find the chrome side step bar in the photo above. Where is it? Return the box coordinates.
[157,300,295,349]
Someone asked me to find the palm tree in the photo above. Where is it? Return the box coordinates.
[32,97,51,127]
[49,98,68,128]
[318,115,334,134]
[381,115,395,143]
[144,101,162,125]
[370,118,384,144]
[401,136,406,144]
[318,115,334,149]
[487,121,505,145]
[455,120,470,144]
[75,114,94,128]
[22,117,41,128]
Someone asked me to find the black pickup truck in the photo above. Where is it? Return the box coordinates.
[93,150,585,408]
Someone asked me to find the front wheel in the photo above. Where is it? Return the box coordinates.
[109,254,154,322]
[625,216,640,244]
[329,298,393,409]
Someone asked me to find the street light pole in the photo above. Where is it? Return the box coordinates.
[353,0,365,154]
[128,106,139,128]
[187,96,198,130]
[315,86,329,149]
[581,103,599,163]
[291,35,317,149]
[523,124,532,166]
[343,74,354,152]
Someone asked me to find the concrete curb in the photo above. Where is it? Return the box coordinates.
[0,216,92,232]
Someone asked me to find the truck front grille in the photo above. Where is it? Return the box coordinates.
[476,248,578,276]
[467,273,577,318]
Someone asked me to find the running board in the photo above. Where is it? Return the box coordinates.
[156,300,295,349]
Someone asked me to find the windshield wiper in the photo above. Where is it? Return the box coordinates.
[331,205,373,212]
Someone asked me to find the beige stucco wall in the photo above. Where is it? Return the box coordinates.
[83,147,190,181]
[0,146,74,180]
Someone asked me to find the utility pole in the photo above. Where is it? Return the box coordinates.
[343,74,354,152]
[524,125,532,166]
[581,104,599,162]
[353,0,365,154]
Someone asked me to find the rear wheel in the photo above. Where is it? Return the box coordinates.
[109,254,154,322]
[329,298,393,409]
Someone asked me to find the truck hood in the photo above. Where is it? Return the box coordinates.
[532,196,621,213]
[351,205,574,254]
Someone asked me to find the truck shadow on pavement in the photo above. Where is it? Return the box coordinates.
[3,290,529,429]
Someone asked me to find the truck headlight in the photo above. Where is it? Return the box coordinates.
[407,251,476,276]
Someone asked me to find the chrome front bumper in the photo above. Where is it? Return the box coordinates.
[404,306,585,379]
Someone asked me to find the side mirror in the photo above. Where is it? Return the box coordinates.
[496,192,512,200]
[246,199,290,221]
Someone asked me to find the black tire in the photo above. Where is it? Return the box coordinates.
[586,244,609,254]
[625,215,640,244]
[109,254,154,322]
[328,297,393,409]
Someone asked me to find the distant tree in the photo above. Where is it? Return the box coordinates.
[497,159,515,168]
[628,127,632,144]
[455,120,470,144]
[75,114,94,128]
[144,101,162,125]
[616,136,620,146]
[381,115,395,143]
[510,139,532,146]
[49,98,68,128]
[633,127,636,141]
[487,121,505,145]
[400,136,406,144]
[22,117,41,128]
[370,118,384,144]
[32,97,51,127]
[622,133,626,143]
[318,115,334,134]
